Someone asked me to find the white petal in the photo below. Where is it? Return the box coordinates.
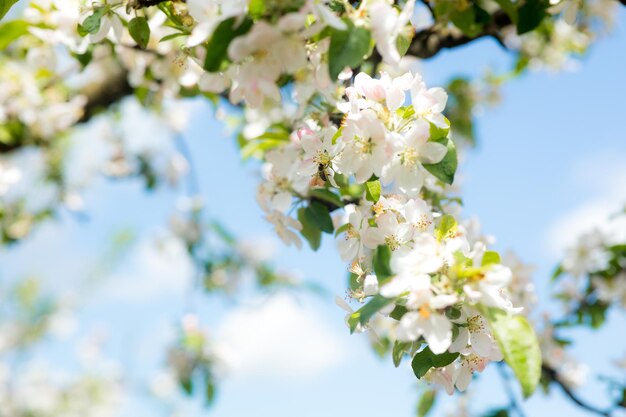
[424,314,452,354]
[396,312,421,342]
[418,142,447,164]
[449,327,470,353]
[471,332,493,358]
[455,366,472,392]
[428,87,448,112]
[363,274,379,296]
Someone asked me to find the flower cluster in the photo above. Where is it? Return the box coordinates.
[0,0,572,406]
[553,209,626,326]
[252,69,533,394]
[162,314,223,404]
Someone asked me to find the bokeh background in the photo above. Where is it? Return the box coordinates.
[2,6,626,417]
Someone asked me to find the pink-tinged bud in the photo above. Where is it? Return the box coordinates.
[364,81,386,102]
[296,127,315,140]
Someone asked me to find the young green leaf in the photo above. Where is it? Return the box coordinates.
[0,20,29,50]
[480,306,542,398]
[435,214,457,241]
[159,32,187,43]
[481,251,501,266]
[248,0,265,18]
[129,16,150,49]
[429,117,450,140]
[423,137,458,185]
[0,0,19,22]
[417,389,437,417]
[365,179,381,203]
[328,20,371,80]
[550,264,564,282]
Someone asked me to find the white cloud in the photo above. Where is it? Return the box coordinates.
[545,151,626,257]
[96,234,194,302]
[216,294,347,380]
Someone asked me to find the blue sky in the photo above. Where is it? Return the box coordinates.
[2,7,626,417]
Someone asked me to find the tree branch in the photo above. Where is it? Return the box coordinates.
[132,0,184,8]
[407,11,512,59]
[543,365,614,417]
[79,70,133,123]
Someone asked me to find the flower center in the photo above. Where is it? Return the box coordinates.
[400,147,418,166]
[385,234,400,251]
[414,214,432,232]
[467,315,485,333]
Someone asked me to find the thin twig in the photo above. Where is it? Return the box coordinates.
[497,363,527,417]
[543,365,614,417]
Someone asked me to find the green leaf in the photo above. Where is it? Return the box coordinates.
[298,207,322,251]
[0,19,28,49]
[435,214,457,241]
[335,222,350,237]
[450,5,487,37]
[484,409,510,417]
[129,16,150,49]
[411,346,459,379]
[390,304,408,320]
[392,341,411,367]
[328,19,371,80]
[241,138,286,159]
[180,375,193,394]
[71,48,93,68]
[373,245,393,281]
[423,137,457,185]
[204,17,253,72]
[347,312,360,333]
[205,381,217,404]
[445,306,461,320]
[305,201,334,234]
[309,188,343,209]
[480,306,542,398]
[550,264,563,282]
[249,0,265,18]
[349,295,393,330]
[364,179,381,203]
[417,389,437,417]
[494,0,519,23]
[429,117,450,140]
[159,32,187,42]
[517,0,548,35]
[81,7,108,34]
[0,0,19,22]
[396,33,412,57]
[481,251,501,266]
